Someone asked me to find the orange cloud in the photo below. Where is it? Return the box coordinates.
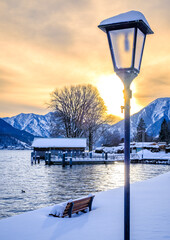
[0,0,169,117]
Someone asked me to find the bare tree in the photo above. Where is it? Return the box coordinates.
[101,129,121,147]
[49,84,107,151]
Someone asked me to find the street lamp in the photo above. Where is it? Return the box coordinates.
[98,11,153,240]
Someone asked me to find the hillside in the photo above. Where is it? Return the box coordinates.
[109,97,170,138]
[4,112,52,137]
[0,118,35,149]
[1,98,170,148]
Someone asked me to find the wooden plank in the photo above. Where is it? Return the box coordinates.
[73,201,90,208]
[72,203,89,209]
[72,204,89,210]
[72,208,88,214]
[73,198,91,204]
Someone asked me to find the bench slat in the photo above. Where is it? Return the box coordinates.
[73,204,89,210]
[73,198,91,204]
[72,208,88,214]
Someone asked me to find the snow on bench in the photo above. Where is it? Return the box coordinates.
[49,194,95,218]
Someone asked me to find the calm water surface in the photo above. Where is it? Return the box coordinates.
[0,150,170,219]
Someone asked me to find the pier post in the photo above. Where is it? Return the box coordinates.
[105,152,108,160]
[90,152,92,159]
[49,152,51,165]
[45,152,47,164]
[34,151,37,164]
[102,152,104,159]
[70,157,72,167]
[58,151,60,159]
[31,152,34,165]
[62,153,66,167]
[45,152,51,165]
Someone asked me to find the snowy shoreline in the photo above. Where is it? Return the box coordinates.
[0,172,170,240]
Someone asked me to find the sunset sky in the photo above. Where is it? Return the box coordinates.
[0,0,169,118]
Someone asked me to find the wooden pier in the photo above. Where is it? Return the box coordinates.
[31,151,170,166]
[45,158,116,165]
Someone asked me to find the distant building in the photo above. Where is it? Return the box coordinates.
[32,138,87,158]
[165,144,170,153]
[95,142,161,154]
[130,142,160,153]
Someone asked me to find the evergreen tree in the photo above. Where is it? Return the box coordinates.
[135,118,147,142]
[159,119,170,144]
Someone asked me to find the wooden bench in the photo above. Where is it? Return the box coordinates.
[49,195,95,218]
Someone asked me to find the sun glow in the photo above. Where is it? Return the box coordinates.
[96,74,142,118]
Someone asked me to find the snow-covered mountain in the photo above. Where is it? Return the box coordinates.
[3,112,52,137]
[109,97,170,139]
[2,98,170,141]
[0,118,34,149]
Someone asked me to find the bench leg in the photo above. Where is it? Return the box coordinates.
[68,202,74,218]
[89,196,94,212]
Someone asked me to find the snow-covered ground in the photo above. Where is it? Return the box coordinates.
[138,149,170,160]
[0,172,170,240]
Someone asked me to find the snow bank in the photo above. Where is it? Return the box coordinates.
[138,149,170,159]
[0,172,170,240]
[49,202,69,217]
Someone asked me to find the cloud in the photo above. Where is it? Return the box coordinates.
[0,0,93,49]
[134,71,170,102]
[0,100,48,117]
[0,65,24,93]
[0,78,11,92]
[0,0,170,117]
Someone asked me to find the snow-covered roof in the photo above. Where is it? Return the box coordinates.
[32,138,86,148]
[98,10,153,34]
[132,142,159,148]
[119,142,159,148]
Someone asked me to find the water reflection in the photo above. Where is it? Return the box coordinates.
[0,150,170,219]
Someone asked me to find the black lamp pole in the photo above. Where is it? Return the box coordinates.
[98,10,153,240]
[124,83,132,240]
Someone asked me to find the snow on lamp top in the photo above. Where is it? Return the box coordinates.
[98,10,153,35]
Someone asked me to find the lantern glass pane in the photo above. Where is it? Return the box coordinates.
[109,28,135,69]
[135,29,145,70]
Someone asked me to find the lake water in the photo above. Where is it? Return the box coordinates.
[0,150,170,220]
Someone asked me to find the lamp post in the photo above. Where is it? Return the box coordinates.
[98,11,153,240]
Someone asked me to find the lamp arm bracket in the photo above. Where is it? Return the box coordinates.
[121,105,125,113]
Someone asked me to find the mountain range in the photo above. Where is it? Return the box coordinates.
[0,97,169,149]
[108,97,170,139]
[0,118,34,149]
[3,112,52,138]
